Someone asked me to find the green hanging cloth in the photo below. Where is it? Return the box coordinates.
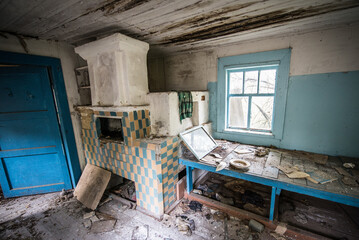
[178,91,193,123]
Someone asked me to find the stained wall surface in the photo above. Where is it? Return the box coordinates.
[149,24,359,157]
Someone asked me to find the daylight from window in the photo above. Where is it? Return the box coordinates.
[227,66,277,132]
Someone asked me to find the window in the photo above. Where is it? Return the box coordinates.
[216,49,291,140]
[227,65,278,132]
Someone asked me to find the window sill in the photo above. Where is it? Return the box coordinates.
[223,128,275,139]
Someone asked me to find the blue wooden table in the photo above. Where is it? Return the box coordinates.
[179,147,359,221]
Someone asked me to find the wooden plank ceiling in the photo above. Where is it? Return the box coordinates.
[0,0,359,54]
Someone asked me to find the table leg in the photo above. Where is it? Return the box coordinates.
[269,186,277,221]
[186,166,193,193]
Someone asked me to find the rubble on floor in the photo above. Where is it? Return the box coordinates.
[111,179,137,202]
[191,172,359,240]
[0,190,287,240]
[192,173,270,217]
[162,198,281,240]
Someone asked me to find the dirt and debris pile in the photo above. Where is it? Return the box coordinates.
[111,179,136,202]
[161,198,277,239]
[57,189,74,202]
[192,173,270,217]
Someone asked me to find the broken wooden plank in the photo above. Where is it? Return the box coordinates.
[74,164,111,210]
[262,151,281,179]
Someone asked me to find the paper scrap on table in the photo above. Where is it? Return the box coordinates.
[306,170,337,184]
[210,153,222,158]
[234,149,253,154]
[277,165,309,179]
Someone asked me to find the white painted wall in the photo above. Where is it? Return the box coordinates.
[148,91,210,136]
[151,23,359,90]
[0,34,87,170]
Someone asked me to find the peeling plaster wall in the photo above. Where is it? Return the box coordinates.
[150,23,359,90]
[148,24,359,157]
[148,91,210,136]
[0,35,87,170]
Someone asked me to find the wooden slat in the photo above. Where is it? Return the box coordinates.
[262,151,281,179]
[74,164,111,210]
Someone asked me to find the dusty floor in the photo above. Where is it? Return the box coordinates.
[0,190,284,240]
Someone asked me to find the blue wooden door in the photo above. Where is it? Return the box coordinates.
[0,66,72,197]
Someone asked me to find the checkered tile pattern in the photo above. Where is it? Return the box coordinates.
[93,110,151,145]
[160,137,180,210]
[81,109,179,216]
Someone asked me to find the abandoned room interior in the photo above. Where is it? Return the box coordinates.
[0,0,359,239]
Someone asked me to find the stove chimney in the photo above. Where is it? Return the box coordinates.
[75,33,149,106]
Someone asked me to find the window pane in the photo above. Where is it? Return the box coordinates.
[244,71,258,94]
[250,96,274,130]
[229,72,243,94]
[259,69,276,93]
[228,97,248,128]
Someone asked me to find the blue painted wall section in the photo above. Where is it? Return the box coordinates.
[210,71,359,157]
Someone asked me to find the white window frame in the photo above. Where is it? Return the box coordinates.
[217,49,291,140]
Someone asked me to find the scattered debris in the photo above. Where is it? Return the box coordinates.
[90,220,116,233]
[176,215,195,236]
[188,201,202,212]
[249,219,264,233]
[58,189,74,202]
[274,223,287,235]
[224,180,245,194]
[83,219,92,228]
[210,153,222,158]
[270,232,287,240]
[131,225,149,240]
[216,193,234,206]
[193,189,203,195]
[213,211,229,221]
[90,215,100,223]
[343,163,355,169]
[334,167,352,177]
[294,212,308,224]
[306,170,337,184]
[255,147,269,157]
[161,214,174,228]
[83,211,95,219]
[216,161,227,171]
[109,193,137,209]
[279,201,295,214]
[112,179,136,202]
[74,164,111,210]
[197,184,209,192]
[242,190,264,207]
[98,196,113,207]
[234,149,253,154]
[96,212,116,221]
[199,157,217,165]
[277,165,310,179]
[342,176,359,187]
[243,203,267,216]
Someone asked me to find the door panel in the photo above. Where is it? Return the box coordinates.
[3,154,64,189]
[0,66,72,197]
[0,73,46,112]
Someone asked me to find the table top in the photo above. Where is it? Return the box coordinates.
[180,140,359,200]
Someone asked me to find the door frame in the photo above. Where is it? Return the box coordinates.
[0,50,81,188]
